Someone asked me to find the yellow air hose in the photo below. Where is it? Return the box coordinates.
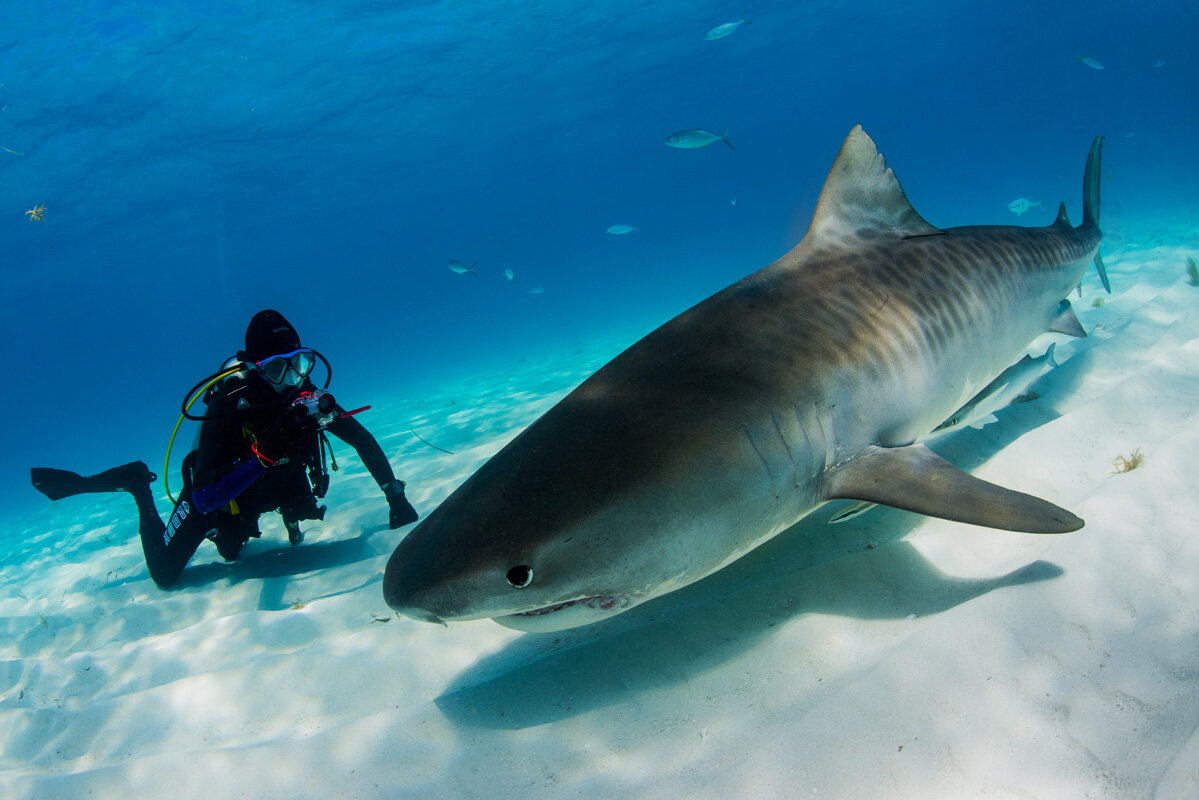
[164,366,242,504]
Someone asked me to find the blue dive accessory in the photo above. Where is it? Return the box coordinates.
[256,348,317,387]
[192,459,266,514]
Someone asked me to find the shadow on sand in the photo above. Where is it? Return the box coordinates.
[160,523,394,608]
[434,519,1062,730]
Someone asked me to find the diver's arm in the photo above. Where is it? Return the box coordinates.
[325,413,397,487]
[326,413,418,528]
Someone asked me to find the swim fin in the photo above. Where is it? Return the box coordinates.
[31,461,156,501]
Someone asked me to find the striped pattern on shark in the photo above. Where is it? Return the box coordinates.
[384,125,1105,632]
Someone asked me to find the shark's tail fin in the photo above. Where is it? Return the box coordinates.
[1082,135,1103,230]
[1081,135,1109,293]
[1094,250,1111,293]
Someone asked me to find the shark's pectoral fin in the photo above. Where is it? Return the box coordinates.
[821,444,1083,533]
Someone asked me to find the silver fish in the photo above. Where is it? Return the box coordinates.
[933,343,1061,435]
[447,260,478,277]
[1008,197,1043,215]
[666,127,733,150]
[705,12,752,40]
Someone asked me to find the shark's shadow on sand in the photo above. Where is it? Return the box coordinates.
[434,350,1092,731]
[162,524,394,609]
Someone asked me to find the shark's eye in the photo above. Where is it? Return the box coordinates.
[506,565,533,588]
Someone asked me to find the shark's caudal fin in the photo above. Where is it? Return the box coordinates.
[807,125,942,242]
[1082,135,1103,230]
[1082,135,1110,293]
[822,444,1083,534]
[1094,250,1111,293]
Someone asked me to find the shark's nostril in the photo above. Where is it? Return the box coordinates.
[506,565,533,588]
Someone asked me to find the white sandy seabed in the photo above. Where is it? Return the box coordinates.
[2,217,1199,800]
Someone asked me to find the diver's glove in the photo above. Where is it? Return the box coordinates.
[384,480,418,529]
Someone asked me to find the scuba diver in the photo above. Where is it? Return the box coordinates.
[30,309,418,587]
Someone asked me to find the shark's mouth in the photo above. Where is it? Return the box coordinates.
[511,594,630,618]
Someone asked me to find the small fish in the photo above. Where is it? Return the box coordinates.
[504,268,514,281]
[934,344,1061,436]
[448,260,479,278]
[1077,55,1104,70]
[730,196,738,206]
[606,224,638,235]
[705,12,752,40]
[1,145,23,156]
[528,287,545,295]
[666,127,734,150]
[1008,197,1043,216]
[1153,58,1166,68]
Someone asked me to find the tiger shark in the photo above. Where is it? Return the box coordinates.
[384,125,1105,632]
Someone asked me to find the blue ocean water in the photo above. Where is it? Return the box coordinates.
[5,4,1199,797]
[1,0,1195,521]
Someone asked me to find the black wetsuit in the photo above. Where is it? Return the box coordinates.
[136,369,399,587]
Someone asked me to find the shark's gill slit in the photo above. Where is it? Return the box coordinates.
[743,424,775,493]
[793,404,820,479]
[771,411,798,477]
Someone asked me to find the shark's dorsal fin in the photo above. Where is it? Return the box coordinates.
[807,125,942,242]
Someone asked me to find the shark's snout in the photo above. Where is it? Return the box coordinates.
[383,572,448,626]
[382,532,447,625]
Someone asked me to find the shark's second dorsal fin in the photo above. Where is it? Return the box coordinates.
[1054,202,1072,227]
[807,125,942,242]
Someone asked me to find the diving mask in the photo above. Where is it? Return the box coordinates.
[255,348,317,387]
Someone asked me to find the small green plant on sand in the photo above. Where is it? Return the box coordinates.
[1186,257,1199,287]
[1112,448,1145,474]
[1091,297,1106,308]
[290,599,307,610]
